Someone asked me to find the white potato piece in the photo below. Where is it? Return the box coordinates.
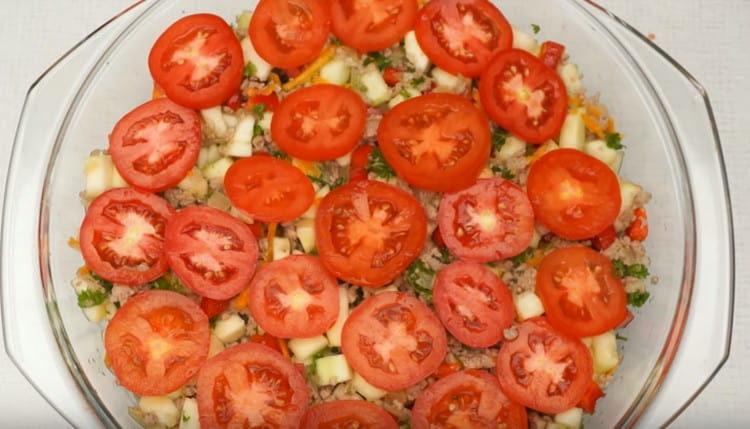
[288,336,329,361]
[514,291,545,321]
[316,354,353,386]
[213,314,246,344]
[326,286,350,347]
[138,396,180,428]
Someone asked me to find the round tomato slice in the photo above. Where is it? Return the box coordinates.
[437,179,534,263]
[148,14,244,109]
[224,156,315,223]
[412,370,528,429]
[526,149,622,240]
[248,255,340,338]
[165,206,259,300]
[104,290,209,395]
[315,180,427,287]
[249,0,331,69]
[109,98,201,192]
[496,317,593,414]
[80,188,174,286]
[536,247,628,337]
[330,0,418,53]
[341,292,447,391]
[302,400,397,429]
[433,261,515,347]
[197,342,309,429]
[272,84,367,161]
[479,49,567,143]
[377,93,491,192]
[415,0,513,78]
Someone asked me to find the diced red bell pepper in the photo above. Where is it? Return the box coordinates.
[540,41,566,69]
[578,381,605,414]
[349,145,374,182]
[592,225,616,251]
[199,297,230,319]
[383,67,402,86]
[627,208,649,241]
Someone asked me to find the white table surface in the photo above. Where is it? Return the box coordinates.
[0,1,747,427]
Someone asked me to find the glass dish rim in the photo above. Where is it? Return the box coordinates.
[1,0,734,427]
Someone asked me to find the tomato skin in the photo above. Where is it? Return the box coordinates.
[301,400,398,429]
[377,93,491,192]
[272,84,367,161]
[496,317,593,414]
[433,261,515,347]
[578,381,605,414]
[415,0,513,78]
[247,93,280,112]
[383,67,402,86]
[479,49,568,143]
[197,343,309,429]
[165,206,260,300]
[342,292,447,391]
[109,98,201,192]
[527,149,622,240]
[540,41,566,69]
[592,225,616,251]
[250,0,331,69]
[250,333,283,353]
[148,14,244,109]
[248,255,340,338]
[349,145,374,182]
[80,189,174,286]
[412,370,528,429]
[315,180,428,287]
[199,297,230,318]
[536,246,628,338]
[331,0,418,53]
[437,179,534,263]
[224,156,316,223]
[105,290,209,396]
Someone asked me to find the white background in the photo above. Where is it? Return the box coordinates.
[0,0,748,427]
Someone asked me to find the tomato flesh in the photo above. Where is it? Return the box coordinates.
[315,180,427,287]
[433,261,515,347]
[526,149,622,240]
[109,98,201,192]
[105,290,209,395]
[165,206,259,300]
[149,14,244,109]
[80,189,175,286]
[248,255,340,338]
[302,400,398,429]
[437,179,534,263]
[415,0,513,78]
[377,93,491,192]
[536,247,628,338]
[331,0,418,53]
[341,292,447,391]
[496,317,593,414]
[412,370,528,429]
[197,343,309,429]
[479,49,567,143]
[272,84,367,161]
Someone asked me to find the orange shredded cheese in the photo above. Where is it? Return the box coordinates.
[231,288,251,310]
[282,45,336,92]
[152,82,166,100]
[278,338,290,359]
[265,223,278,262]
[68,237,80,250]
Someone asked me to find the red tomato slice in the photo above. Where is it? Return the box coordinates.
[496,317,593,414]
[200,297,230,318]
[433,261,515,347]
[109,98,201,192]
[330,0,418,53]
[479,49,567,143]
[165,206,260,300]
[315,180,427,287]
[104,290,209,395]
[437,178,534,263]
[250,332,283,353]
[249,0,331,69]
[415,0,513,78]
[540,41,566,69]
[412,370,528,429]
[247,93,280,112]
[526,149,622,240]
[148,14,244,109]
[248,255,340,338]
[377,93,491,192]
[80,188,174,286]
[197,343,309,429]
[272,84,367,161]
[302,400,397,429]
[349,145,374,182]
[342,292,447,391]
[536,247,628,337]
[224,156,316,223]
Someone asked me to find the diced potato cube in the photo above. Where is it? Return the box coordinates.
[431,68,470,93]
[201,107,228,138]
[514,291,545,321]
[224,116,255,158]
[83,301,110,323]
[559,112,586,150]
[296,219,316,253]
[619,182,643,216]
[202,157,234,181]
[241,37,272,81]
[315,354,353,386]
[592,331,619,374]
[320,58,351,85]
[512,27,540,54]
[139,396,180,428]
[352,372,387,400]
[498,136,527,160]
[178,168,209,199]
[111,167,128,188]
[84,153,114,199]
[584,140,619,167]
[288,335,329,361]
[272,238,291,261]
[360,69,391,105]
[326,286,350,347]
[179,398,200,429]
[213,314,246,344]
[209,334,225,358]
[555,407,583,429]
[335,152,352,167]
[559,63,583,95]
[259,112,273,130]
[404,31,430,73]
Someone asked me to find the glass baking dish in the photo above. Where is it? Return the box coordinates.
[1,0,734,427]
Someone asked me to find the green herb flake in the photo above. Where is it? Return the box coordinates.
[252,103,267,118]
[150,274,186,293]
[405,260,436,302]
[269,147,289,160]
[399,88,413,99]
[77,289,108,308]
[511,248,536,266]
[437,248,453,265]
[410,76,426,87]
[605,132,624,150]
[243,62,257,78]
[627,291,650,308]
[366,148,396,180]
[363,52,392,71]
[253,122,264,137]
[615,333,628,341]
[612,259,650,279]
[491,165,515,180]
[182,415,190,423]
[491,128,509,152]
[90,273,113,292]
[531,24,541,34]
[308,174,345,190]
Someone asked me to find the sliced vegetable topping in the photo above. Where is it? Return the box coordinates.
[331,0,419,53]
[301,400,398,429]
